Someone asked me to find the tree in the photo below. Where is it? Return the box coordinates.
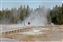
[19,5,30,21]
[0,5,30,24]
[49,4,63,25]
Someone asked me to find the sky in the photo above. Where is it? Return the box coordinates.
[0,0,63,10]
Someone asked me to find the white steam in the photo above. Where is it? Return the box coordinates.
[22,7,49,26]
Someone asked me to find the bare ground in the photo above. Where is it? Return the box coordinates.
[0,25,63,42]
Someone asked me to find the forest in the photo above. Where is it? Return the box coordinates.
[0,4,63,25]
[49,3,63,25]
[0,5,30,24]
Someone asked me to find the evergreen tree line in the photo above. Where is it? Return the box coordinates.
[0,4,63,25]
[0,5,30,24]
[49,3,63,25]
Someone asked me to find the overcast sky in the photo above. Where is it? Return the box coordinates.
[0,0,63,10]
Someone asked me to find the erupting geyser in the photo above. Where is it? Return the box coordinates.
[0,7,50,33]
[22,7,49,26]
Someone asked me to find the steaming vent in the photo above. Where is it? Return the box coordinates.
[22,7,49,26]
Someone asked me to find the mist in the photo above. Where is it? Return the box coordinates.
[21,7,50,26]
[0,6,51,27]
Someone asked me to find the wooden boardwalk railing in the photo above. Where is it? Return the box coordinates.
[1,25,63,35]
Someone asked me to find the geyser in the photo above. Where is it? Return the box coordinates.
[22,7,49,26]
